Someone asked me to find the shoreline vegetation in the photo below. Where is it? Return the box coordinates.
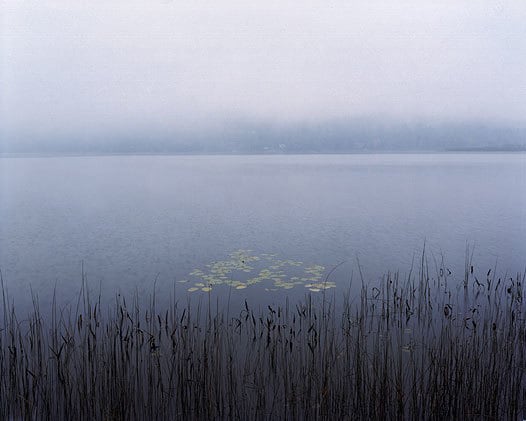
[2,119,525,156]
[1,149,526,159]
[1,259,525,420]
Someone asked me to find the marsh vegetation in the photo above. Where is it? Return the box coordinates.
[1,256,525,420]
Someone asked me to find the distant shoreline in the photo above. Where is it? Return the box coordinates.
[1,149,525,158]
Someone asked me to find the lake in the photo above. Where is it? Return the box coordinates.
[0,153,525,311]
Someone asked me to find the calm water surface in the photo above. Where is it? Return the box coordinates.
[0,153,525,310]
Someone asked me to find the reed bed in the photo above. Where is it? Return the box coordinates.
[1,259,525,420]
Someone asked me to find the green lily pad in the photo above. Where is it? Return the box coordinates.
[185,250,328,293]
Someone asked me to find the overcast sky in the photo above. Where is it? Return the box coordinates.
[1,0,526,145]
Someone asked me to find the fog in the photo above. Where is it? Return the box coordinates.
[1,1,525,152]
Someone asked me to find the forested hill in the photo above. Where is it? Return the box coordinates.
[2,120,525,154]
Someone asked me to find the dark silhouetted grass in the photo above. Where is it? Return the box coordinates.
[1,257,525,420]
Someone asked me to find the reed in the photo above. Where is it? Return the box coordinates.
[0,258,524,420]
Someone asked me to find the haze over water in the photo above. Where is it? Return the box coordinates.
[1,1,526,310]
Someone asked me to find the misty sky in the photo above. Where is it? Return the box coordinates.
[1,1,526,147]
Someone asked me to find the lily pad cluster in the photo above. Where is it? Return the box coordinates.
[180,250,336,293]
